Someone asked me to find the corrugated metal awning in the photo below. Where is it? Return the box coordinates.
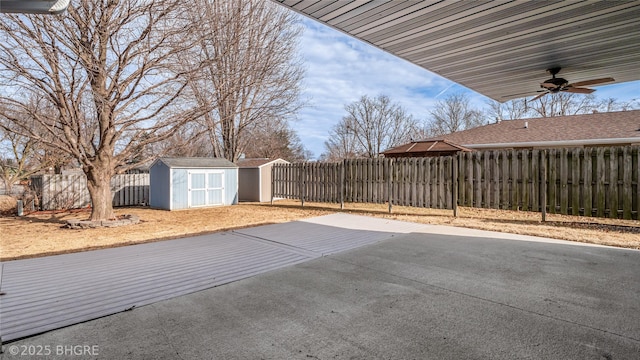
[273,1,640,102]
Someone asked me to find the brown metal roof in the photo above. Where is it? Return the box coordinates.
[422,110,640,148]
[383,139,472,155]
[274,1,640,102]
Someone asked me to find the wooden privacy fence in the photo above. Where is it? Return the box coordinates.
[272,157,454,210]
[30,174,149,210]
[272,146,640,220]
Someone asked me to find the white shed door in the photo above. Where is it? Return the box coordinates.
[189,171,224,207]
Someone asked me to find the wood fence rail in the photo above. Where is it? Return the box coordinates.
[30,174,149,210]
[272,146,640,220]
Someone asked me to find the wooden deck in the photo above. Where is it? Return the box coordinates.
[0,214,430,342]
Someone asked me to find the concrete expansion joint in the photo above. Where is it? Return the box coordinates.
[232,230,321,258]
[152,305,185,360]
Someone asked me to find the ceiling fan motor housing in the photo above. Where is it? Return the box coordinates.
[532,67,611,100]
[541,76,568,90]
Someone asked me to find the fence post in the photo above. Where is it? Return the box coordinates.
[541,150,547,222]
[453,154,459,217]
[17,200,24,216]
[271,166,275,205]
[340,160,345,210]
[300,163,305,207]
[387,158,393,213]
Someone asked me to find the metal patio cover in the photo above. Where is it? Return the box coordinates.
[273,1,640,102]
[0,0,70,14]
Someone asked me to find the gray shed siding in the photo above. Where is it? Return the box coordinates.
[150,158,238,210]
[239,168,260,202]
[149,161,171,209]
[237,159,288,202]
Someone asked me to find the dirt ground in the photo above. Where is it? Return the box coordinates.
[1,198,639,261]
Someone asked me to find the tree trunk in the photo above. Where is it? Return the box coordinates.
[85,164,115,221]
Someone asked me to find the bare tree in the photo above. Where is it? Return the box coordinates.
[428,93,484,136]
[528,92,637,117]
[594,97,640,112]
[0,131,44,192]
[243,119,311,162]
[323,94,420,160]
[321,121,361,162]
[527,93,602,117]
[150,123,211,159]
[0,102,60,191]
[0,0,203,221]
[487,98,529,121]
[488,94,638,121]
[183,0,304,162]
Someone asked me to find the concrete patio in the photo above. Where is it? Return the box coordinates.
[1,214,639,359]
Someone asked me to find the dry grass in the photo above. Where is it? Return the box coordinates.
[1,199,638,261]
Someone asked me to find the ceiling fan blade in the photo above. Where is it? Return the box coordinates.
[569,77,615,87]
[541,82,558,89]
[502,91,539,98]
[531,91,548,101]
[563,87,595,94]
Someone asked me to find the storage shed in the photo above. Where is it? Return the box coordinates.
[149,157,238,210]
[237,158,289,202]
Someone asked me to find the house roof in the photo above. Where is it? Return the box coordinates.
[155,157,237,169]
[236,158,289,168]
[422,110,640,149]
[274,1,640,102]
[382,139,472,156]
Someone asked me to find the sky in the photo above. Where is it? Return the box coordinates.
[292,16,640,160]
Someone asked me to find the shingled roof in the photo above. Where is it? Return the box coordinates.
[154,157,237,168]
[422,110,640,149]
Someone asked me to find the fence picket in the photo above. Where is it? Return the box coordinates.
[583,150,593,217]
[522,149,530,211]
[31,173,149,210]
[595,148,606,217]
[559,148,569,214]
[623,147,633,219]
[571,148,581,216]
[531,150,539,212]
[609,148,619,218]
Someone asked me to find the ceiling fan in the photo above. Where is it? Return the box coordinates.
[530,67,614,101]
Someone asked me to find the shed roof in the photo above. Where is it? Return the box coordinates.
[236,158,289,168]
[382,139,472,156]
[422,110,640,148]
[155,157,237,169]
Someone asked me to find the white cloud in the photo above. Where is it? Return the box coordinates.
[295,18,451,158]
[291,16,640,159]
